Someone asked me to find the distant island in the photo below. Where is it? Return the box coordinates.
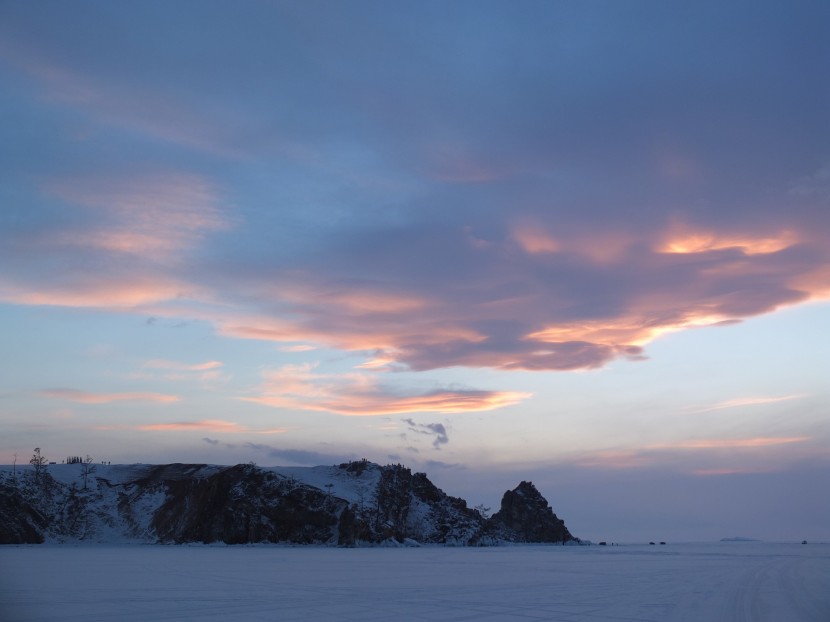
[720,537,762,542]
[1,460,577,546]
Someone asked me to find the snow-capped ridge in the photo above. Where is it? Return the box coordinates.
[0,461,576,546]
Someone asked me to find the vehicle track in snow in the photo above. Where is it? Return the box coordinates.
[723,552,830,622]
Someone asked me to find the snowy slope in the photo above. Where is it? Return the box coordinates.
[267,462,382,506]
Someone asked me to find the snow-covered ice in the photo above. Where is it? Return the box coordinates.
[2,542,827,621]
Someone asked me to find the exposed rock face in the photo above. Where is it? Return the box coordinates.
[0,463,576,546]
[370,464,484,545]
[489,481,574,543]
[151,464,344,544]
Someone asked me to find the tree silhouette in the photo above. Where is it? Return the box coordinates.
[30,447,47,483]
[81,455,96,490]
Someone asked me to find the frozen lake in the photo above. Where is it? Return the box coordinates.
[2,543,828,622]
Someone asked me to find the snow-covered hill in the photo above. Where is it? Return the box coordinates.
[0,461,575,546]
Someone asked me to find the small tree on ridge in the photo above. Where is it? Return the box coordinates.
[81,455,96,490]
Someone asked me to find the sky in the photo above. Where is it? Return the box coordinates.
[1,0,828,542]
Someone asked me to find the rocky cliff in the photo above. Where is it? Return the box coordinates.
[489,481,573,543]
[0,461,576,546]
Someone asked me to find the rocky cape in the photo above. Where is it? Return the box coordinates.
[0,461,575,546]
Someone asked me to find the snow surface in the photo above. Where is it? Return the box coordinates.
[267,463,382,506]
[2,542,828,622]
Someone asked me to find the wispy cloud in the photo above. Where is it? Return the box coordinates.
[143,359,223,372]
[692,468,774,476]
[0,276,199,309]
[0,171,228,313]
[46,172,229,260]
[572,435,813,473]
[139,420,243,432]
[137,359,227,385]
[279,344,318,353]
[689,394,807,413]
[0,36,242,156]
[241,363,530,416]
[573,450,654,470]
[654,437,810,450]
[41,389,179,404]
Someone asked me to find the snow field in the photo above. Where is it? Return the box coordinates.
[2,543,828,622]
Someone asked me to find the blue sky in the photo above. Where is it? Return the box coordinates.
[1,1,828,541]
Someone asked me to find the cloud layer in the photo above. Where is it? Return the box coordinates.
[1,2,828,414]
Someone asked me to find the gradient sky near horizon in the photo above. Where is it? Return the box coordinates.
[1,1,828,541]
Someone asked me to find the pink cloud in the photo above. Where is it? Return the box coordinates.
[0,277,200,309]
[241,364,530,416]
[182,218,825,374]
[41,389,180,404]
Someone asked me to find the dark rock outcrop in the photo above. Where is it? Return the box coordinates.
[488,481,574,543]
[152,464,344,544]
[367,464,484,545]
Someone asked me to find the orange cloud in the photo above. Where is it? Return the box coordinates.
[527,319,662,348]
[241,363,530,416]
[658,226,798,255]
[41,389,179,404]
[513,225,560,254]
